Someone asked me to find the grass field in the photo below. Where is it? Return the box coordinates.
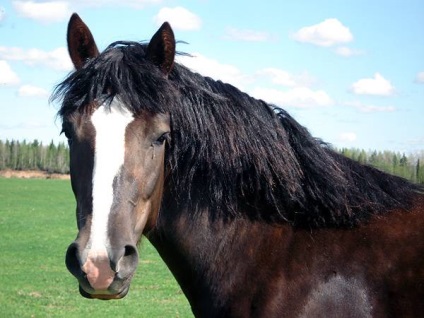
[0,178,193,317]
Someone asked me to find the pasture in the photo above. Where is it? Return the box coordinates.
[0,178,192,317]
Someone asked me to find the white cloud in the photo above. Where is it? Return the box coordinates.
[338,132,357,142]
[345,101,396,113]
[224,28,271,42]
[1,121,48,130]
[18,84,49,97]
[0,60,20,85]
[0,46,72,71]
[177,53,332,109]
[293,18,353,47]
[72,0,162,8]
[13,0,162,22]
[47,47,73,70]
[351,73,395,96]
[406,136,424,147]
[12,0,71,23]
[256,68,297,87]
[335,46,364,57]
[415,71,424,84]
[0,6,6,23]
[154,7,201,31]
[177,53,248,89]
[256,68,315,88]
[251,87,333,108]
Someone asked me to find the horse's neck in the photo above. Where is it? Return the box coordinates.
[148,208,292,316]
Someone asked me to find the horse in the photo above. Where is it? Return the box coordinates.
[53,13,424,317]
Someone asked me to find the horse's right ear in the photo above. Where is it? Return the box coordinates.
[67,13,99,70]
[147,22,176,76]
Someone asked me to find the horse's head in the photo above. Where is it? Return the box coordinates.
[61,13,175,299]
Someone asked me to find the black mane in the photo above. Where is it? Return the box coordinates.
[53,41,422,228]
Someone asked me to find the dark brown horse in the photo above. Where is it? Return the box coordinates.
[54,13,424,317]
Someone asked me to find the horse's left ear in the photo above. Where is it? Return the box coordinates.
[147,22,176,76]
[67,13,99,70]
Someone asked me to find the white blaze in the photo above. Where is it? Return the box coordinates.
[90,99,134,251]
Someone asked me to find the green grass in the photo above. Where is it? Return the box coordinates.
[0,178,193,317]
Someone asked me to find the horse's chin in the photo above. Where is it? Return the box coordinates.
[79,285,129,300]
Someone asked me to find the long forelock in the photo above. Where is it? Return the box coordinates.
[53,41,176,117]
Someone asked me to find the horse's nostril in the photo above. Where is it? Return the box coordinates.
[65,242,83,278]
[114,245,138,278]
[124,245,137,257]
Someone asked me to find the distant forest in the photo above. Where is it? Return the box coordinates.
[338,148,424,184]
[0,140,69,174]
[0,139,423,184]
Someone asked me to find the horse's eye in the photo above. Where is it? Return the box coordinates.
[61,128,72,140]
[153,132,170,146]
[61,122,74,145]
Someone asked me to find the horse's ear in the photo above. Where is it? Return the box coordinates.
[67,13,99,70]
[146,22,176,76]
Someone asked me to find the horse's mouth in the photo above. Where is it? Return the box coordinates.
[79,285,129,300]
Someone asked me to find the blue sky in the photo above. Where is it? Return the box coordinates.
[0,0,423,152]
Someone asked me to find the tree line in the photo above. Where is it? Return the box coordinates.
[339,148,424,184]
[0,139,69,174]
[0,139,423,184]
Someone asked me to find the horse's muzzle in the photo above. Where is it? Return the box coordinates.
[65,242,139,299]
